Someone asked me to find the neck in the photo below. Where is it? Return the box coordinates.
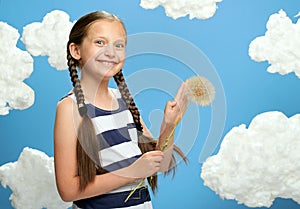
[80,75,111,103]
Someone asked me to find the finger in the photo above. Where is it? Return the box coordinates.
[165,101,177,111]
[179,94,189,112]
[152,160,162,168]
[152,155,164,163]
[154,163,161,169]
[174,82,186,103]
[147,150,164,156]
[175,83,189,110]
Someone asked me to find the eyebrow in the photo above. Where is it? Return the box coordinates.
[93,36,126,41]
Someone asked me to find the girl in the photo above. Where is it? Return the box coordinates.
[54,10,188,209]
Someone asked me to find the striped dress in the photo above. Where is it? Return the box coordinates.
[65,88,153,209]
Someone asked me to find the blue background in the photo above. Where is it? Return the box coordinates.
[1,0,300,208]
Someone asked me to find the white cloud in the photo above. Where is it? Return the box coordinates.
[249,10,300,78]
[295,12,300,18]
[0,22,34,115]
[201,111,300,208]
[140,0,222,20]
[21,10,74,70]
[0,147,71,209]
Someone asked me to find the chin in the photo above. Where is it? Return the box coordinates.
[102,67,122,79]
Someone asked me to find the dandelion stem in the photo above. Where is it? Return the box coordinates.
[124,179,145,202]
[125,76,215,202]
[160,125,176,152]
[125,122,179,203]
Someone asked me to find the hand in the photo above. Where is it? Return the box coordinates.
[116,151,164,179]
[163,82,189,126]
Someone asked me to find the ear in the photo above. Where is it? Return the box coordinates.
[69,43,81,60]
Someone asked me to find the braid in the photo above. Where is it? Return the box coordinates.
[113,70,143,132]
[67,53,100,191]
[113,70,158,192]
[67,54,87,116]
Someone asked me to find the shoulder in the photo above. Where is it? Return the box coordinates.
[56,92,77,116]
[59,91,75,102]
[55,93,81,134]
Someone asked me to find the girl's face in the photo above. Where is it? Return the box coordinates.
[77,19,126,80]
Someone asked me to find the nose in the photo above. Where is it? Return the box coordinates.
[103,44,116,58]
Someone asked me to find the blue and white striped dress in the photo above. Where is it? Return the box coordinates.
[66,88,153,209]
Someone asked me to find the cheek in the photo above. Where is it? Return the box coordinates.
[116,50,126,62]
[79,50,99,67]
[116,60,125,70]
[110,60,125,74]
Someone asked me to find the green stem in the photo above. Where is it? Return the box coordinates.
[160,102,191,152]
[124,102,191,202]
[124,126,176,203]
[160,125,176,152]
[124,178,145,202]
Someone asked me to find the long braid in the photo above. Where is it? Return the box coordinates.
[113,70,158,192]
[65,10,127,192]
[113,71,143,131]
[68,54,87,115]
[67,53,100,191]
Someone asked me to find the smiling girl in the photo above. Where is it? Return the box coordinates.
[54,11,187,209]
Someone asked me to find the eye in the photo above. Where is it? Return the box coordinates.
[115,42,126,49]
[96,40,106,46]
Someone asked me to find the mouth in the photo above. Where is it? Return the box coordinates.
[98,60,118,68]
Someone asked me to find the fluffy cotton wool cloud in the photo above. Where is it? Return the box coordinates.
[249,10,300,78]
[0,147,71,209]
[0,22,34,115]
[21,10,74,70]
[140,0,222,20]
[201,111,300,208]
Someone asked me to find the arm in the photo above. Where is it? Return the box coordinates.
[141,82,189,173]
[54,98,136,202]
[139,117,174,173]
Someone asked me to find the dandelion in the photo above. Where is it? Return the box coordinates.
[125,76,215,202]
[186,76,215,106]
[161,76,215,155]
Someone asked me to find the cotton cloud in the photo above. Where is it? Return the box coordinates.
[249,10,300,78]
[0,147,71,209]
[21,10,74,70]
[201,111,300,208]
[140,0,222,20]
[0,22,34,115]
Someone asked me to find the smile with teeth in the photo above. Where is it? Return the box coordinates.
[99,60,117,67]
